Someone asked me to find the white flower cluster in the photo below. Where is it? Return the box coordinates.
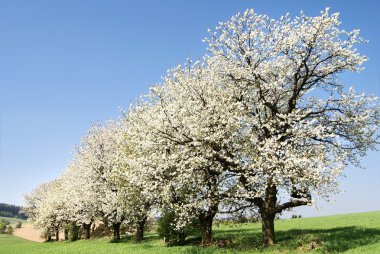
[24,120,152,239]
[24,8,379,245]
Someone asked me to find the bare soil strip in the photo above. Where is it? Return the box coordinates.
[12,223,44,242]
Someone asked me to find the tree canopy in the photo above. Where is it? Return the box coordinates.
[24,8,379,247]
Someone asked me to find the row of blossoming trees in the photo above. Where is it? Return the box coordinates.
[23,9,379,246]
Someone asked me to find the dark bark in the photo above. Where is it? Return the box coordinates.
[135,218,147,242]
[46,232,52,242]
[112,222,121,241]
[198,208,217,245]
[260,185,277,247]
[83,223,92,239]
[77,227,82,240]
[261,212,275,246]
[64,228,68,240]
[259,184,311,247]
[178,230,186,245]
[55,227,59,241]
[243,180,311,247]
[276,199,309,212]
[103,217,109,228]
[69,222,79,241]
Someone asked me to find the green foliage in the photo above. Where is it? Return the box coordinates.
[5,225,13,234]
[0,218,10,225]
[0,211,14,218]
[156,210,175,240]
[0,203,27,220]
[0,223,6,234]
[78,225,84,240]
[15,221,22,229]
[68,222,79,241]
[157,209,199,245]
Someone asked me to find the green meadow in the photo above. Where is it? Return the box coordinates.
[1,211,379,254]
[0,217,27,225]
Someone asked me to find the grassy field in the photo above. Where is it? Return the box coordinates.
[0,216,27,225]
[0,211,379,254]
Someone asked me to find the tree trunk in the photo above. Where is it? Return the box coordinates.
[178,229,186,245]
[198,209,216,245]
[135,218,146,242]
[77,226,82,240]
[261,213,275,246]
[112,222,121,241]
[46,232,52,242]
[261,185,277,247]
[55,227,59,241]
[64,228,69,240]
[83,223,91,239]
[69,222,78,241]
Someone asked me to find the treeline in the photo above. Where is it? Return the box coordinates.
[22,8,378,247]
[0,203,27,220]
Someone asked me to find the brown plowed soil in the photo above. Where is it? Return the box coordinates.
[12,223,45,242]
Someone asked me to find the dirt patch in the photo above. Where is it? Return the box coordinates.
[297,240,322,252]
[12,223,45,242]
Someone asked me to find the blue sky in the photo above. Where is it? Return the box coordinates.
[0,0,379,217]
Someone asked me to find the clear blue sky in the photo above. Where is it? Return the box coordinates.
[0,0,379,217]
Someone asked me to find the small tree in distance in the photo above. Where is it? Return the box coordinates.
[15,221,22,228]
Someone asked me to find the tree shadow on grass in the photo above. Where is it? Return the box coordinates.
[216,226,380,253]
[110,233,160,245]
[110,226,380,253]
[224,226,380,253]
[281,226,380,253]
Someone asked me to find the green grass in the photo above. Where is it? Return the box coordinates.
[0,216,27,225]
[1,211,379,254]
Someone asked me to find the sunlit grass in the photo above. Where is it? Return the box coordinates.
[0,216,28,225]
[0,211,379,254]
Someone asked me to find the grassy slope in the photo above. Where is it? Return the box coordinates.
[0,211,379,254]
[0,216,27,225]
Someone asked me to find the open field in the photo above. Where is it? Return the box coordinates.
[0,211,379,254]
[0,216,45,242]
[0,216,27,225]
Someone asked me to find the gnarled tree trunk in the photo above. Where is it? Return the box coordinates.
[46,232,52,242]
[112,222,121,241]
[83,223,92,239]
[260,185,277,246]
[198,207,217,245]
[261,212,275,246]
[245,178,311,247]
[135,218,147,242]
[55,227,59,241]
[64,228,68,240]
[178,229,186,245]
